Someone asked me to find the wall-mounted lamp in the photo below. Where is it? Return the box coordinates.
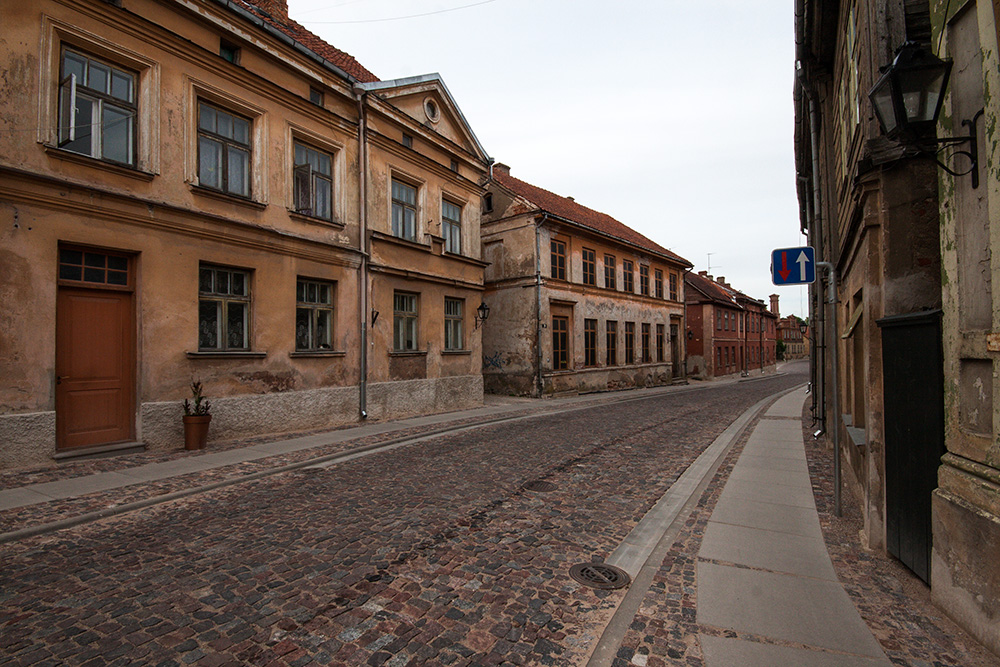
[474,301,490,330]
[799,322,808,335]
[868,41,982,188]
[687,329,694,340]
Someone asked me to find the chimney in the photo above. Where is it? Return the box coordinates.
[566,196,575,202]
[698,270,707,277]
[716,276,725,286]
[770,294,780,316]
[493,163,511,178]
[254,0,288,20]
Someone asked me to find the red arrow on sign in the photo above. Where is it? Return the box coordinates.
[778,251,791,281]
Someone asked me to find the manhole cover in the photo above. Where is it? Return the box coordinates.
[569,563,631,589]
[523,480,558,492]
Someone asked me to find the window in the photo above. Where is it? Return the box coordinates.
[584,319,597,366]
[59,248,130,287]
[717,311,722,330]
[641,323,651,363]
[552,316,569,370]
[198,102,251,197]
[391,179,417,241]
[606,321,618,366]
[582,248,596,286]
[655,269,664,299]
[442,200,462,254]
[604,255,616,290]
[640,265,650,296]
[393,292,419,351]
[309,87,323,106]
[444,298,463,350]
[551,239,567,280]
[293,142,333,220]
[724,312,729,331]
[483,192,494,214]
[219,41,240,64]
[622,260,634,293]
[656,324,665,362]
[296,279,333,351]
[625,322,635,364]
[669,273,678,300]
[450,159,459,172]
[199,265,250,351]
[58,48,136,166]
[402,133,413,149]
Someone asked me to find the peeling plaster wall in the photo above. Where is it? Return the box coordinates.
[933,0,1000,655]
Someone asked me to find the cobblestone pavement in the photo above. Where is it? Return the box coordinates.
[0,372,798,667]
[2,364,996,666]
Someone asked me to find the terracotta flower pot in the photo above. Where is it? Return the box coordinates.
[183,414,212,450]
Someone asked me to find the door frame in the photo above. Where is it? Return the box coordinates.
[55,244,137,451]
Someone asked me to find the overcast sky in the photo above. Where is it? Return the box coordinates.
[289,0,811,318]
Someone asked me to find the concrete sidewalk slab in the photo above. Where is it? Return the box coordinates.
[765,388,809,418]
[700,634,890,667]
[717,478,818,509]
[726,465,814,490]
[697,561,887,657]
[699,520,837,580]
[710,494,824,539]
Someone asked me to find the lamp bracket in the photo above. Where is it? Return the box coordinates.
[918,108,983,188]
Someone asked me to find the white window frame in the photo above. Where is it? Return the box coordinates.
[40,20,160,173]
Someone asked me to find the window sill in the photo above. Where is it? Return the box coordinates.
[190,184,267,210]
[371,231,431,251]
[44,145,155,181]
[442,349,472,356]
[187,351,267,359]
[289,210,345,229]
[389,350,428,357]
[290,350,346,358]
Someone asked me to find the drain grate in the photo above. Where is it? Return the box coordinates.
[569,563,631,589]
[523,480,558,493]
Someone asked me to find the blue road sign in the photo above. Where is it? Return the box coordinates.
[771,246,816,285]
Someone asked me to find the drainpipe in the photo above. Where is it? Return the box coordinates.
[534,214,548,397]
[797,61,826,428]
[354,85,370,419]
[682,266,692,381]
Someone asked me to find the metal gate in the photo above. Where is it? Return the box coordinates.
[877,310,944,583]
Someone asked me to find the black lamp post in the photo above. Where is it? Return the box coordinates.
[868,41,982,188]
[799,322,808,335]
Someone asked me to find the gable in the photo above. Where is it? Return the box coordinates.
[360,75,488,162]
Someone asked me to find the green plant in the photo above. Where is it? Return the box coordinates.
[183,381,211,416]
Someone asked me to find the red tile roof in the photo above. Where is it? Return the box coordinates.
[492,168,692,268]
[232,0,379,83]
[685,271,737,306]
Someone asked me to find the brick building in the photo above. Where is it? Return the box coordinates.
[777,316,808,360]
[481,164,692,396]
[684,271,777,379]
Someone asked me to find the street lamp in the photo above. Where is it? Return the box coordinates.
[799,322,808,335]
[868,41,982,187]
[474,301,490,330]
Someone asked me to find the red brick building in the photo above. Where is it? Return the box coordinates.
[685,271,777,379]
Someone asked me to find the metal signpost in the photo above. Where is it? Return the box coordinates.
[770,246,841,516]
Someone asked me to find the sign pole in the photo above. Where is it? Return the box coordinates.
[817,261,841,517]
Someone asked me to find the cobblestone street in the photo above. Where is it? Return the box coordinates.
[2,364,997,666]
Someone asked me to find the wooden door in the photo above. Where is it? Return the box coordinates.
[55,251,135,450]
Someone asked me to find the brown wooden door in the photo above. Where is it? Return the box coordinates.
[56,286,135,450]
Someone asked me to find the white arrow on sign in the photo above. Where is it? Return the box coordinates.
[797,251,810,281]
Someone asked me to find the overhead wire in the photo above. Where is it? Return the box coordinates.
[300,0,496,24]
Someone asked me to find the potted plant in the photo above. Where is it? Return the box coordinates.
[182,380,212,450]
